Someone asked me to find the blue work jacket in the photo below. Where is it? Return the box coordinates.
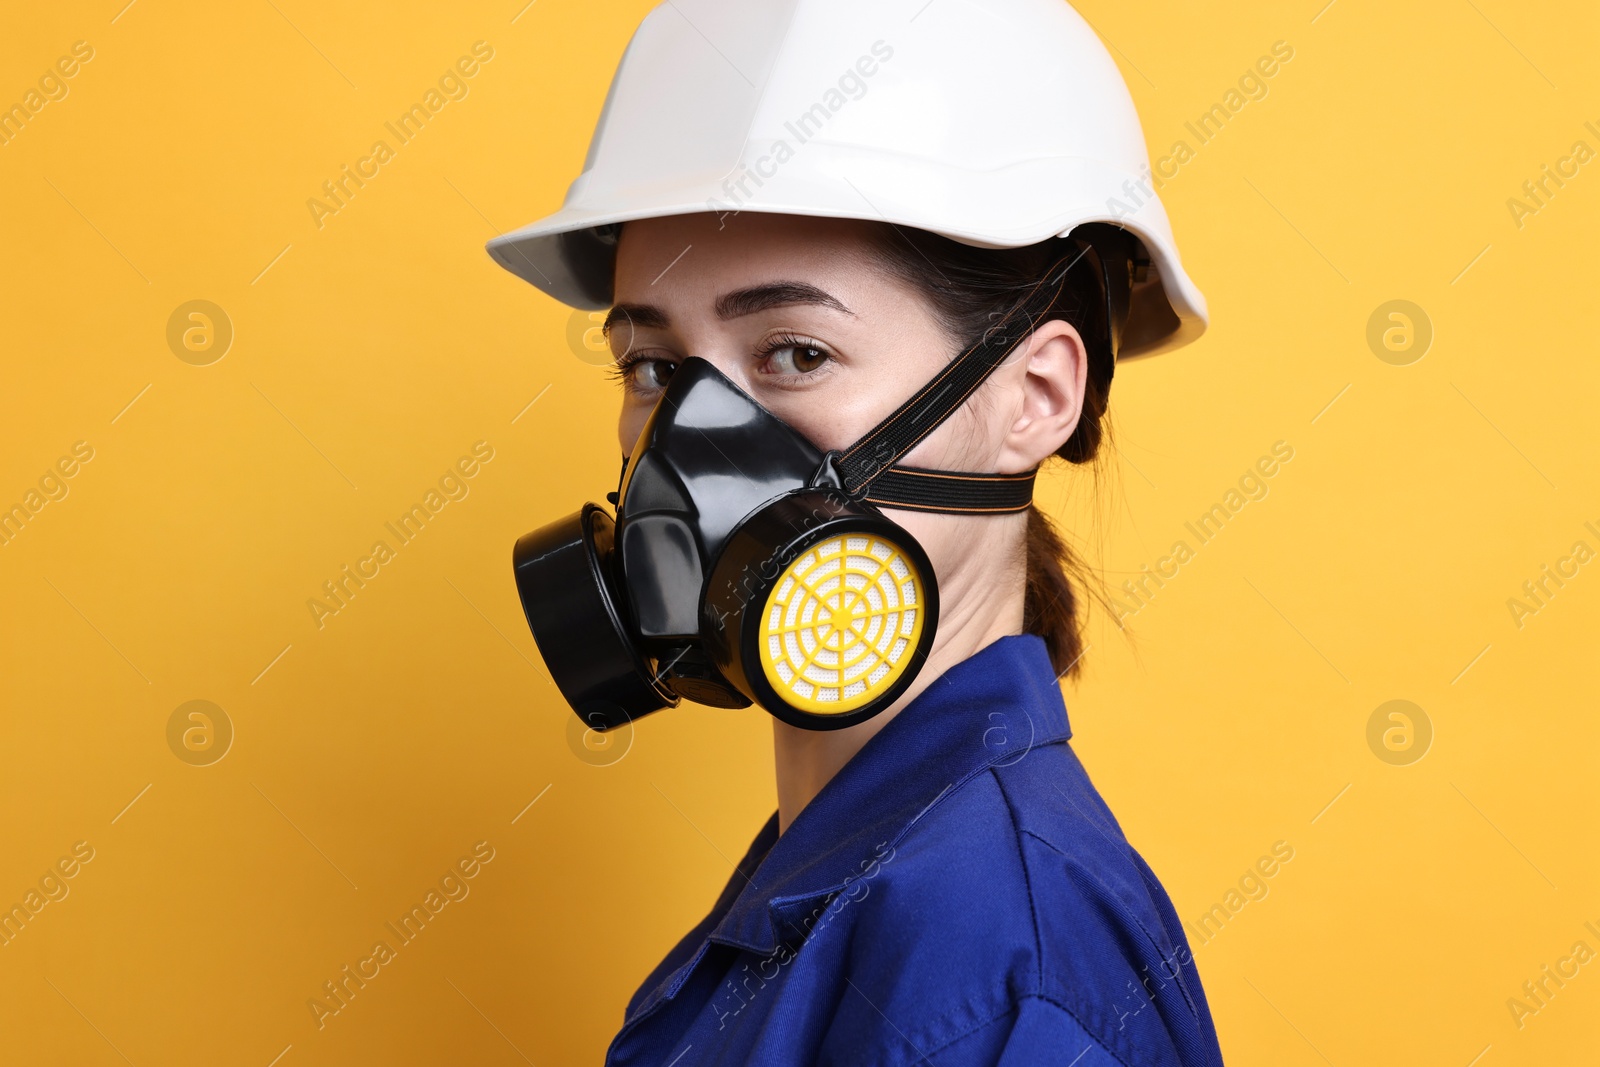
[605,634,1224,1066]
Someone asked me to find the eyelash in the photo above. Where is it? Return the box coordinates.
[756,332,830,367]
[608,333,834,393]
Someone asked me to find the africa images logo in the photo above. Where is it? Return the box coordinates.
[305,442,495,629]
[706,40,894,225]
[306,841,496,1030]
[306,42,495,230]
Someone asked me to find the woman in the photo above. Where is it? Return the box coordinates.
[488,1,1220,1064]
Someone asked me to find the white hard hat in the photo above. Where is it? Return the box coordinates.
[486,0,1207,359]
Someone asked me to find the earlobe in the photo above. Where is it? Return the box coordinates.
[998,320,1088,473]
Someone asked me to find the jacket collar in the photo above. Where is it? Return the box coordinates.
[707,633,1072,957]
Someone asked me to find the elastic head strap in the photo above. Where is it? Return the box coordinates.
[864,465,1036,514]
[828,245,1092,499]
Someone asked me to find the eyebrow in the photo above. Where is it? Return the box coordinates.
[603,282,854,336]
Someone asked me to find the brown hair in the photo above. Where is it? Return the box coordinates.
[862,223,1131,678]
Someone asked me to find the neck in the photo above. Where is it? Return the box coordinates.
[770,542,1026,835]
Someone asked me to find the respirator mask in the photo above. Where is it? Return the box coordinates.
[514,241,1128,734]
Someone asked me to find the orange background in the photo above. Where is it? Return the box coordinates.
[0,1,1596,1064]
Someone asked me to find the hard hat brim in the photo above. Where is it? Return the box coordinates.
[483,187,1203,358]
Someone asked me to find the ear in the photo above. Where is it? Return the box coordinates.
[995,319,1088,474]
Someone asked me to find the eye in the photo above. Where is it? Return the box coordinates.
[610,356,677,395]
[758,335,832,376]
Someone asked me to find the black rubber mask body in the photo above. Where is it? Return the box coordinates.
[613,359,829,707]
